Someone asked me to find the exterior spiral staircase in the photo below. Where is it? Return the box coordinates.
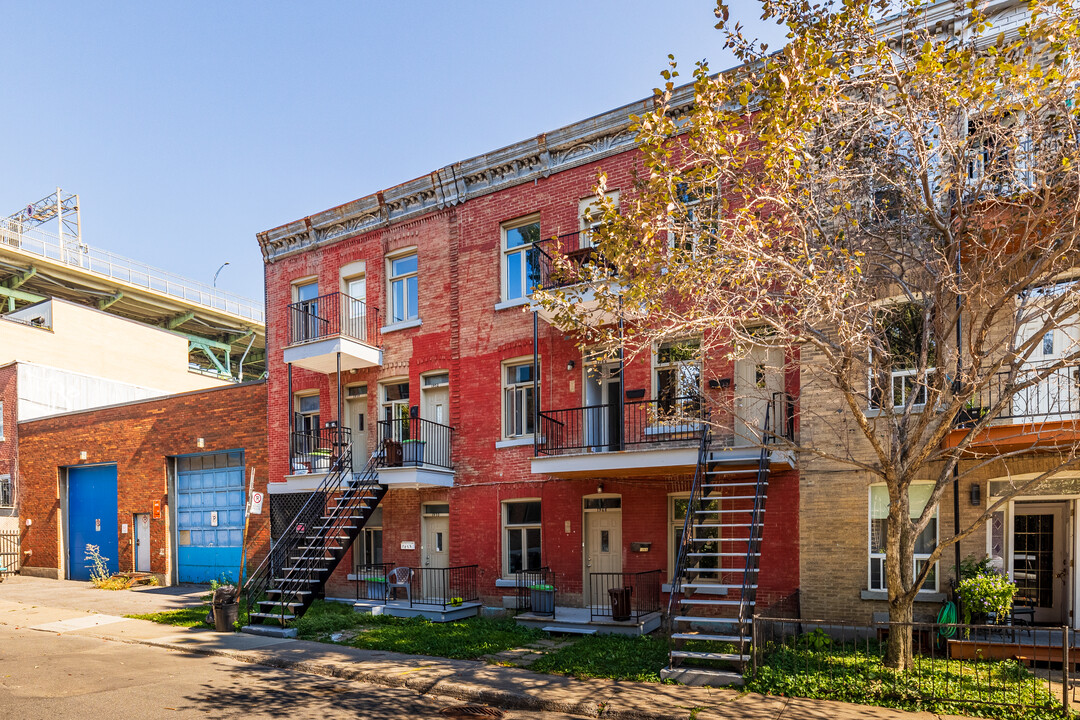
[244,436,385,628]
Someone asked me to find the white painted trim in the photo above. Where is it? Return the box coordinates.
[381,318,422,334]
[496,437,536,449]
[271,474,329,493]
[531,446,699,475]
[378,465,455,489]
[494,297,531,312]
[283,336,382,373]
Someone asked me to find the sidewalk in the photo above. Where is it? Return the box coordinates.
[0,576,973,720]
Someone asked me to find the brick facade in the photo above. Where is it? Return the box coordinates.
[17,380,268,582]
[0,364,17,529]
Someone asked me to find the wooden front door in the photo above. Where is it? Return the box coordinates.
[1013,502,1070,624]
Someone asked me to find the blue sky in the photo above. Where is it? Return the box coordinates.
[0,2,784,302]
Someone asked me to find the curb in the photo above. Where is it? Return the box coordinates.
[87,631,699,720]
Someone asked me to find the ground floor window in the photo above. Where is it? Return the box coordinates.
[0,474,12,507]
[869,484,937,592]
[668,494,717,582]
[354,507,383,569]
[503,500,541,575]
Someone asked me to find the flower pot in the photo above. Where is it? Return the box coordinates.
[530,588,555,615]
[402,440,426,465]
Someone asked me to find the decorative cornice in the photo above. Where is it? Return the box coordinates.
[257,85,696,263]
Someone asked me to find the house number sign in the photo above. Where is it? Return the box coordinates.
[400,541,416,550]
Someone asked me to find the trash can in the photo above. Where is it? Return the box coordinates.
[211,585,239,632]
[608,586,633,621]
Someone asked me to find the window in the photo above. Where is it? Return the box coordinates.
[503,360,538,438]
[655,339,702,416]
[294,395,320,435]
[870,303,936,410]
[579,193,619,247]
[668,182,717,256]
[354,507,383,569]
[293,280,320,342]
[388,252,418,323]
[869,484,938,592]
[502,217,540,301]
[503,500,541,575]
[668,494,717,582]
[0,474,12,507]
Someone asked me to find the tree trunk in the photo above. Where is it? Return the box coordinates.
[884,493,915,670]
[884,591,915,670]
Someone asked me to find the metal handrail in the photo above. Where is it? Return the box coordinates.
[287,291,381,348]
[589,569,662,622]
[375,416,455,470]
[666,411,713,626]
[0,220,264,322]
[537,396,703,456]
[533,230,614,291]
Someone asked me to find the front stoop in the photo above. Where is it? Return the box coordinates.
[660,665,744,686]
[241,624,298,638]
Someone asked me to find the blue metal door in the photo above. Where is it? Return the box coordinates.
[68,465,118,582]
[176,452,244,583]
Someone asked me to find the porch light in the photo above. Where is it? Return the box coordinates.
[567,360,576,371]
[970,483,981,506]
[596,483,603,494]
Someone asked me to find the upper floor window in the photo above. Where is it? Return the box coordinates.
[0,474,11,508]
[502,216,540,302]
[388,253,418,323]
[503,360,538,438]
[292,280,320,343]
[870,303,935,410]
[655,339,702,416]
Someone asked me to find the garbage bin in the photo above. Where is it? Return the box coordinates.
[608,586,633,621]
[211,585,239,632]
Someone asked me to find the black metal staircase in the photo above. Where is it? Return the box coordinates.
[666,393,792,684]
[244,437,386,627]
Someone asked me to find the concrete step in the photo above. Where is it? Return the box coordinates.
[671,632,744,642]
[249,612,296,621]
[671,650,749,663]
[542,625,599,635]
[660,665,745,687]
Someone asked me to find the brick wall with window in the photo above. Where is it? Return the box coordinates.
[0,364,17,527]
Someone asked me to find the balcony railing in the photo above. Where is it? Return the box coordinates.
[961,361,1080,427]
[589,569,662,622]
[290,427,351,474]
[287,291,381,348]
[533,230,611,291]
[375,416,454,470]
[512,566,554,616]
[354,564,478,610]
[537,397,703,456]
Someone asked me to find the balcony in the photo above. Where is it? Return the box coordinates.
[289,427,350,476]
[532,397,707,477]
[283,291,382,374]
[375,416,456,489]
[946,362,1080,452]
[531,231,619,325]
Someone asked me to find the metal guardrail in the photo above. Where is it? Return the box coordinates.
[513,566,554,616]
[963,361,1080,424]
[537,396,703,456]
[589,569,662,622]
[355,564,478,611]
[354,562,392,602]
[291,427,351,474]
[0,220,264,322]
[0,531,19,577]
[287,291,381,348]
[376,416,454,470]
[753,616,1071,715]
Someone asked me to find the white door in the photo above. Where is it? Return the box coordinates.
[584,508,623,606]
[346,277,368,342]
[584,360,621,451]
[734,345,783,446]
[134,513,151,573]
[346,397,369,469]
[422,514,450,601]
[421,377,450,467]
[1013,502,1070,624]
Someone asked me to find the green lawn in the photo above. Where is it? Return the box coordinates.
[125,605,210,628]
[530,634,671,682]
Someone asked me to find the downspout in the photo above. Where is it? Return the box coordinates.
[237,333,256,382]
[618,295,625,451]
[533,311,540,457]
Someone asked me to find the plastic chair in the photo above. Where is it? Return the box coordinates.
[387,566,413,603]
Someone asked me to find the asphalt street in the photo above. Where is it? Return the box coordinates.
[0,623,588,720]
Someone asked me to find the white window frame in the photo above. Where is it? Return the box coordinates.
[387,249,419,324]
[354,507,383,570]
[501,215,540,302]
[0,473,12,508]
[653,338,702,416]
[578,192,619,248]
[868,484,939,592]
[294,393,320,434]
[502,357,539,440]
[867,302,935,412]
[502,499,542,577]
[380,379,411,442]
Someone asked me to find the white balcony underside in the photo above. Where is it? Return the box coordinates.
[530,282,621,326]
[376,465,455,489]
[283,336,382,374]
[531,446,793,478]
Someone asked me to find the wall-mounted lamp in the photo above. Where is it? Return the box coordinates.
[567,360,576,371]
[708,379,720,389]
[970,483,981,506]
[196,438,205,449]
[718,378,731,389]
[596,482,604,494]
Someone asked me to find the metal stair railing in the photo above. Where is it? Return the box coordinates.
[666,410,713,629]
[244,442,384,626]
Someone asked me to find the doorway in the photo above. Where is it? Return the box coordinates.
[345,385,369,469]
[421,373,450,467]
[1013,501,1071,624]
[67,464,119,582]
[134,513,151,573]
[734,344,783,446]
[422,504,450,602]
[583,496,623,606]
[584,353,621,452]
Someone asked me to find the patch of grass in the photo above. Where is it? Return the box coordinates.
[295,600,544,660]
[745,641,1067,720]
[531,634,671,683]
[126,606,210,628]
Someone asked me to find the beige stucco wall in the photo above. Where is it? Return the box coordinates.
[1,299,229,394]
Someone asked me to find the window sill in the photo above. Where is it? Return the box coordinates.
[860,589,945,603]
[865,405,927,419]
[381,318,422,334]
[645,423,701,436]
[496,437,537,449]
[494,297,531,312]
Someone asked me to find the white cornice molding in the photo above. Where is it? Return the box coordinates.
[257,85,696,262]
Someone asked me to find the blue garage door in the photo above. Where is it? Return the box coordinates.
[177,452,245,583]
[68,465,119,582]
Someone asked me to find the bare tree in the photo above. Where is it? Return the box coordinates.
[535,0,1080,669]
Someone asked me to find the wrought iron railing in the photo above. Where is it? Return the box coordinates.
[287,291,381,348]
[291,427,351,474]
[589,569,662,622]
[407,565,479,609]
[537,396,703,456]
[0,530,19,577]
[375,416,454,470]
[513,566,554,616]
[533,230,614,291]
[666,416,712,625]
[353,562,392,602]
[752,617,1071,715]
[961,361,1080,425]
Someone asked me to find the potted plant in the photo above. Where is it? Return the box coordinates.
[956,571,1017,626]
[528,583,556,615]
[363,576,387,600]
[402,438,426,464]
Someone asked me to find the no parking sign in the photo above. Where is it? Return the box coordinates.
[249,491,264,515]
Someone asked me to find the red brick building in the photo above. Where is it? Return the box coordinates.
[256,90,799,641]
[17,380,268,584]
